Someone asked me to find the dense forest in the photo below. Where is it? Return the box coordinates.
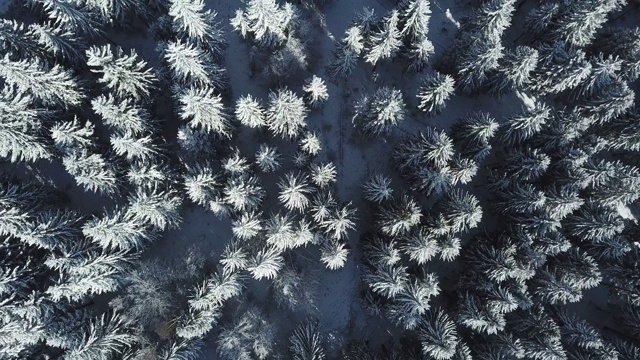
[0,0,639,359]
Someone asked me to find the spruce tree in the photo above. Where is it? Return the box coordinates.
[0,55,83,107]
[164,39,222,87]
[365,10,402,66]
[178,86,232,137]
[248,246,284,280]
[490,46,538,95]
[320,239,349,270]
[405,37,434,72]
[236,95,266,128]
[92,94,152,136]
[223,174,266,213]
[87,45,156,101]
[302,75,329,108]
[289,320,325,360]
[352,86,406,137]
[362,174,394,204]
[378,195,422,237]
[501,102,551,145]
[417,72,455,115]
[169,0,225,55]
[266,88,308,139]
[64,312,136,360]
[419,308,460,360]
[533,42,592,95]
[398,0,431,41]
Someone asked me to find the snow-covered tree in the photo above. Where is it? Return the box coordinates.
[169,0,226,55]
[289,319,325,360]
[178,86,232,137]
[278,172,313,212]
[175,306,222,339]
[33,0,100,36]
[320,239,349,270]
[501,102,550,145]
[419,308,459,360]
[320,203,357,241]
[255,144,281,172]
[220,241,250,275]
[0,55,83,107]
[265,212,296,250]
[299,132,322,156]
[353,86,406,137]
[401,227,440,265]
[310,191,336,224]
[533,42,592,95]
[378,195,422,236]
[231,212,263,240]
[398,0,431,40]
[236,95,266,128]
[404,36,434,72]
[164,40,224,88]
[500,147,550,182]
[365,260,408,299]
[231,0,296,49]
[365,10,402,66]
[593,27,640,81]
[310,163,337,188]
[362,174,393,204]
[550,0,626,47]
[327,43,358,80]
[387,275,439,330]
[28,22,85,63]
[248,246,284,280]
[62,151,119,195]
[395,127,454,170]
[92,94,152,136]
[83,208,152,251]
[302,75,329,108]
[87,45,156,101]
[462,0,515,41]
[223,174,266,213]
[0,89,52,163]
[64,312,135,360]
[111,133,159,162]
[266,88,308,139]
[158,338,203,360]
[490,46,538,95]
[417,72,455,115]
[126,188,182,230]
[456,36,504,93]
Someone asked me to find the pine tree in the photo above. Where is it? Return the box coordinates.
[320,203,357,241]
[236,95,266,128]
[231,211,263,240]
[0,19,42,58]
[223,174,266,213]
[501,102,550,145]
[550,0,626,47]
[362,174,393,204]
[387,275,439,330]
[62,151,120,195]
[302,75,329,108]
[327,44,358,80]
[395,127,454,170]
[310,163,337,188]
[248,246,284,280]
[404,37,434,72]
[111,133,159,162]
[450,112,499,158]
[365,10,402,66]
[565,202,624,244]
[492,182,546,215]
[92,94,152,136]
[164,40,223,87]
[65,312,136,360]
[183,163,221,208]
[255,144,281,172]
[220,241,249,275]
[457,292,506,335]
[278,172,313,212]
[524,2,560,36]
[28,22,85,64]
[0,55,83,107]
[175,307,222,339]
[490,46,538,95]
[456,36,504,93]
[0,90,52,163]
[419,308,460,360]
[401,227,440,265]
[83,208,152,251]
[500,147,550,182]
[265,212,296,250]
[353,86,406,137]
[364,237,402,267]
[189,271,244,310]
[320,239,349,270]
[169,0,226,55]
[299,131,322,156]
[86,45,156,101]
[378,195,422,236]
[343,25,365,54]
[417,72,455,115]
[266,88,308,139]
[178,86,232,137]
[232,0,294,48]
[126,189,182,230]
[398,0,431,40]
[593,27,640,81]
[533,42,592,95]
[289,319,325,360]
[311,191,336,224]
[33,0,100,36]
[158,338,203,360]
[365,261,408,299]
[449,155,477,185]
[462,0,515,41]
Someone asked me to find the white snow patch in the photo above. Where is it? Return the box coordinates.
[444,9,460,28]
[515,90,537,111]
[616,203,637,221]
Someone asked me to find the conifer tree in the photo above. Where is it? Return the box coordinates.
[83,208,152,251]
[164,40,221,87]
[365,10,402,66]
[0,55,83,107]
[290,319,325,360]
[278,172,313,212]
[491,46,538,95]
[178,86,232,137]
[593,27,640,81]
[32,0,100,36]
[378,195,422,236]
[255,144,281,172]
[353,87,406,137]
[28,22,85,64]
[231,211,263,240]
[533,42,592,95]
[310,163,337,188]
[395,127,454,170]
[405,37,434,72]
[92,94,152,136]
[401,227,440,265]
[223,174,266,213]
[417,72,455,115]
[169,0,226,55]
[299,132,322,156]
[248,246,284,280]
[236,95,266,128]
[398,0,431,41]
[419,308,460,360]
[320,239,349,270]
[550,0,626,47]
[126,189,182,230]
[266,88,308,139]
[65,312,136,360]
[362,174,394,204]
[175,307,222,339]
[302,75,329,108]
[320,202,357,241]
[158,339,203,360]
[231,0,294,49]
[86,45,156,101]
[62,151,120,195]
[456,36,504,93]
[220,241,249,275]
[501,102,550,145]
